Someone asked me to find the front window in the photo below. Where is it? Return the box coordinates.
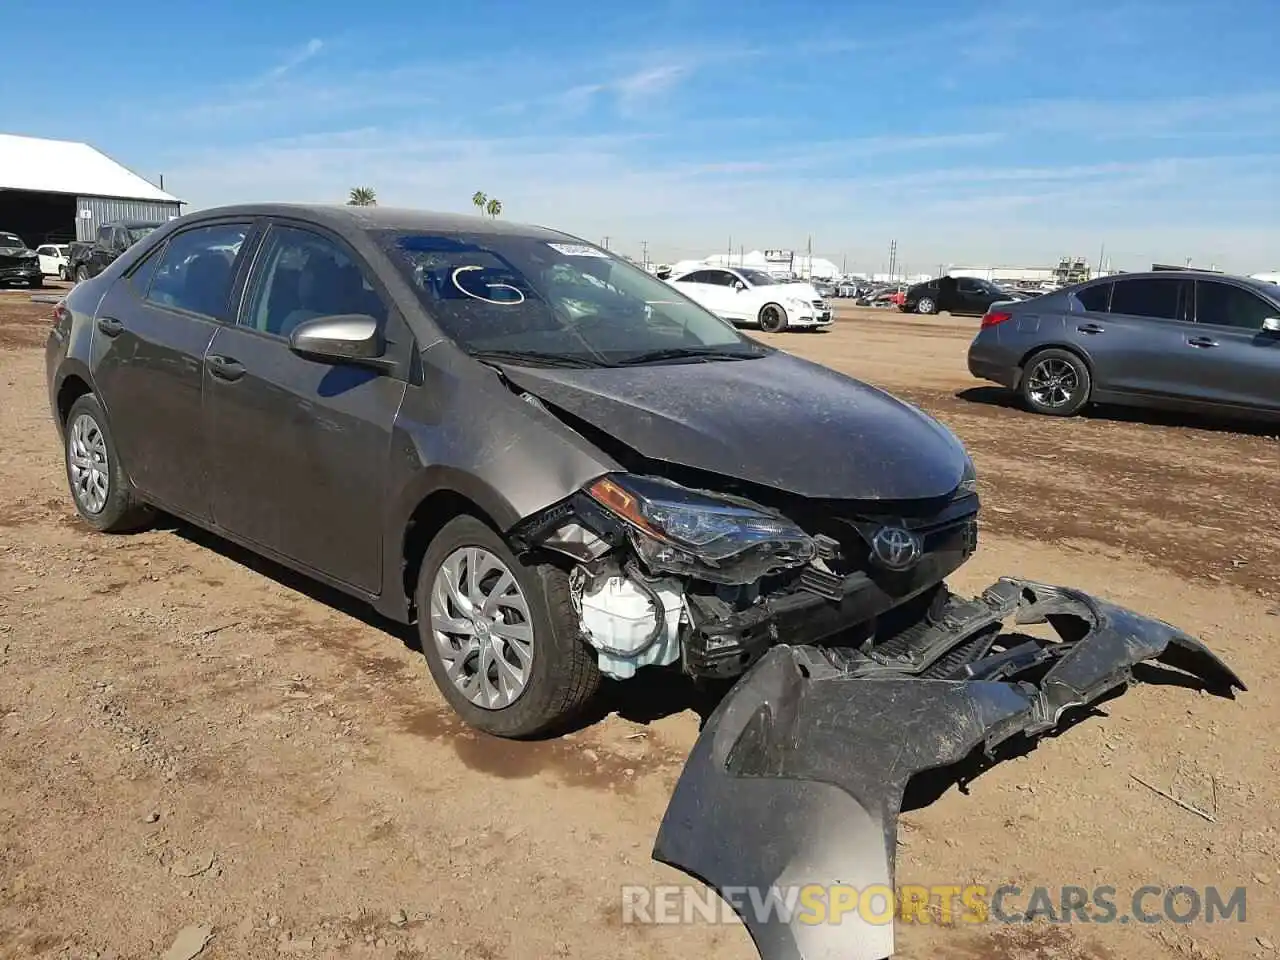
[736,268,777,286]
[381,232,764,365]
[0,233,24,248]
[127,225,158,244]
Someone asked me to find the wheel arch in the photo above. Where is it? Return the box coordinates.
[56,374,94,428]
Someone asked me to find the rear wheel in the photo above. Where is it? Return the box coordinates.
[415,515,600,738]
[758,303,788,333]
[1020,348,1092,416]
[63,394,156,532]
[58,266,68,281]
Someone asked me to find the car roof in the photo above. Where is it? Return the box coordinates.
[1080,271,1280,296]
[176,202,579,243]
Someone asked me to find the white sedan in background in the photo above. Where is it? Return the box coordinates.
[666,266,833,332]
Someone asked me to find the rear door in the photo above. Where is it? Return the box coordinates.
[1181,279,1280,413]
[90,220,255,519]
[1081,276,1196,399]
[673,270,734,318]
[203,220,410,593]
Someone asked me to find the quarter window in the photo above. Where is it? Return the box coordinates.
[145,223,250,319]
[1194,281,1276,331]
[241,225,387,338]
[1108,278,1186,321]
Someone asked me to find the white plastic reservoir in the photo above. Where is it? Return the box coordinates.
[579,575,684,680]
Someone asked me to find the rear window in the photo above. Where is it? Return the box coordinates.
[1110,278,1185,321]
[1074,282,1112,312]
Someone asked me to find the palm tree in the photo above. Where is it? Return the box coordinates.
[485,197,503,219]
[347,187,377,206]
[471,191,487,216]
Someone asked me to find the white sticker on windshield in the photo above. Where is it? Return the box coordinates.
[547,242,609,258]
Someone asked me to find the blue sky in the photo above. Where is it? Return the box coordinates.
[6,0,1279,271]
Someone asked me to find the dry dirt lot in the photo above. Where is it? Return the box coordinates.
[1,291,1277,960]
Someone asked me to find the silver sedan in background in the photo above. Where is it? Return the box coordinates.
[967,270,1280,419]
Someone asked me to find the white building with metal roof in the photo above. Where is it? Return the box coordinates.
[0,133,183,247]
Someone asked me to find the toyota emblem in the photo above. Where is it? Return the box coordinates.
[871,525,922,571]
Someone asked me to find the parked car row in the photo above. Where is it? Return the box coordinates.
[0,220,164,288]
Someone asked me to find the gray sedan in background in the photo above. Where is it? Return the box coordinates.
[967,271,1280,419]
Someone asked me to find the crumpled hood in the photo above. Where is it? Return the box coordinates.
[498,350,968,500]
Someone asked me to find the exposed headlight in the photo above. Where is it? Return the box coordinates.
[957,454,978,497]
[785,296,809,310]
[584,473,816,584]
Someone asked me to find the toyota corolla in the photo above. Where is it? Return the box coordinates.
[45,204,1242,960]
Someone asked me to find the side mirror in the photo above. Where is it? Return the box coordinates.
[734,281,746,292]
[1263,317,1280,333]
[288,314,388,367]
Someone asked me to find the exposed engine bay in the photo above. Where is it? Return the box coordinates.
[511,467,979,682]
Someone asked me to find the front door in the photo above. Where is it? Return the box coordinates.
[203,220,410,593]
[1180,279,1280,413]
[90,220,254,519]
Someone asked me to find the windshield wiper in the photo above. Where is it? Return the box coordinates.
[613,346,764,366]
[468,349,607,369]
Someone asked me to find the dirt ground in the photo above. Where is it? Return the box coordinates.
[1,290,1276,960]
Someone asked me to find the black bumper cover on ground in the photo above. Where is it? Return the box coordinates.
[652,578,1244,960]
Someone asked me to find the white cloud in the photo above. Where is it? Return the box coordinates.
[982,92,1280,138]
[157,124,1280,272]
[261,38,325,83]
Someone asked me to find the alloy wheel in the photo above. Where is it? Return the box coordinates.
[1026,357,1080,409]
[429,547,535,709]
[68,413,110,514]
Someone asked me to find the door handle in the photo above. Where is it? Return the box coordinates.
[1076,323,1104,334]
[206,354,246,382]
[96,317,124,337]
[1186,336,1219,349]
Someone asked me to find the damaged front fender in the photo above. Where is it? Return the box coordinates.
[651,578,1244,960]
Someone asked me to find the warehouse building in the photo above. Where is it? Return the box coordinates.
[0,133,183,247]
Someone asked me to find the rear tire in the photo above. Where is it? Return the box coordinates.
[415,515,601,739]
[1020,348,1092,416]
[758,303,788,333]
[63,394,156,533]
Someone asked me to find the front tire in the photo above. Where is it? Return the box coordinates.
[415,515,601,739]
[758,303,788,333]
[63,394,156,532]
[1020,348,1092,416]
[75,265,89,283]
[916,296,937,315]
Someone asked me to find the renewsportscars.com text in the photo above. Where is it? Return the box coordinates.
[620,883,1248,927]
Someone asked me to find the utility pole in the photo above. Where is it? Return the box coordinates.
[640,240,648,270]
[1096,242,1106,278]
[806,235,813,280]
[602,236,610,251]
[887,239,898,280]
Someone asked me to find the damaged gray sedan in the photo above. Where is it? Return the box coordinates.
[47,204,1242,957]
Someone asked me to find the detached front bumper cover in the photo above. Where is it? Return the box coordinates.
[652,578,1244,960]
